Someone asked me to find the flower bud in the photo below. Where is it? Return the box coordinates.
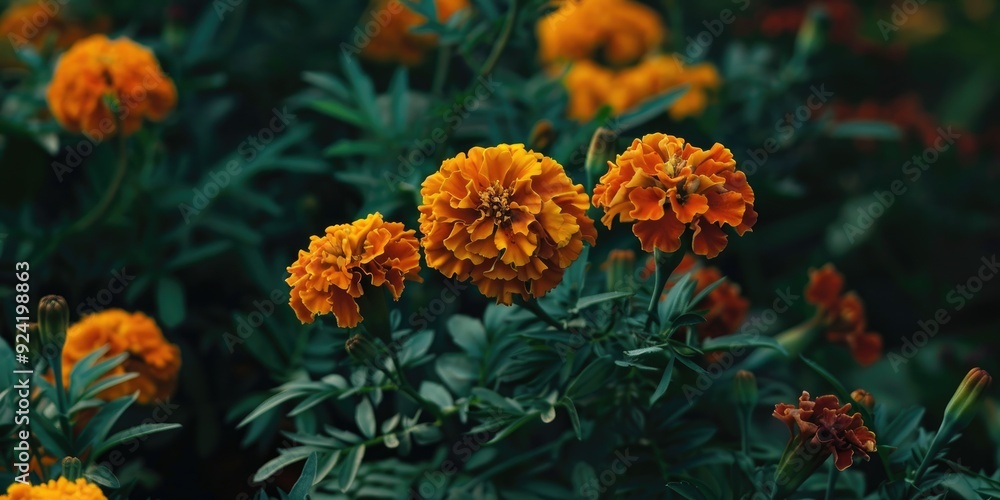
[602,249,636,293]
[345,335,380,364]
[733,370,758,409]
[38,295,69,351]
[942,368,992,434]
[851,389,875,409]
[61,457,82,481]
[584,127,618,192]
[528,119,556,151]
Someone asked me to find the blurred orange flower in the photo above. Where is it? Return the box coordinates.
[0,2,108,63]
[62,309,181,404]
[650,254,748,340]
[537,0,664,66]
[773,391,877,471]
[805,264,883,366]
[564,56,720,122]
[46,35,177,138]
[286,213,423,327]
[0,477,106,500]
[360,0,469,65]
[593,133,756,258]
[419,144,596,304]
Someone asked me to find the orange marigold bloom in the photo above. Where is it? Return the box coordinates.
[46,35,177,138]
[655,254,748,340]
[773,391,877,471]
[419,144,596,305]
[537,0,664,66]
[1,478,106,500]
[360,0,469,66]
[804,264,883,366]
[593,133,756,258]
[286,213,423,327]
[61,309,181,404]
[1,2,107,60]
[564,56,720,122]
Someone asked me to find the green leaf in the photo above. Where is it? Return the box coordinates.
[566,356,615,399]
[624,346,664,357]
[85,465,120,489]
[701,334,788,356]
[157,277,186,328]
[238,389,309,428]
[649,354,676,406]
[254,447,314,482]
[667,481,710,500]
[571,291,634,313]
[471,387,523,414]
[618,84,690,130]
[560,397,583,440]
[95,423,182,457]
[76,393,138,452]
[389,68,409,132]
[308,99,367,127]
[419,381,454,410]
[339,444,366,492]
[323,140,387,157]
[486,413,536,445]
[355,398,376,440]
[289,452,319,498]
[446,315,488,357]
[827,120,902,140]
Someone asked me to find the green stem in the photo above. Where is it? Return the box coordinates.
[46,354,74,452]
[912,424,948,486]
[517,298,564,330]
[644,249,682,332]
[384,349,446,423]
[477,0,517,79]
[69,134,128,234]
[432,44,452,97]
[738,408,749,456]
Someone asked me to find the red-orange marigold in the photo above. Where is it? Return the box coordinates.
[804,263,883,366]
[773,391,877,471]
[593,133,756,258]
[286,213,423,327]
[419,144,597,305]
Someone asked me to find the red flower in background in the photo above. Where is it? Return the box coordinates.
[805,264,883,366]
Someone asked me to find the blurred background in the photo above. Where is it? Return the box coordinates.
[1,0,998,496]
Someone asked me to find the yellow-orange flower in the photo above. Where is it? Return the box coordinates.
[46,35,177,138]
[564,56,720,122]
[0,478,106,500]
[0,3,108,64]
[593,133,756,258]
[419,144,596,305]
[286,213,423,327]
[805,264,883,366]
[360,0,469,66]
[61,309,181,404]
[537,0,664,66]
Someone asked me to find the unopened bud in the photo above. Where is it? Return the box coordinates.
[528,119,556,151]
[38,295,69,350]
[734,370,758,409]
[942,368,992,434]
[602,249,636,293]
[62,457,82,481]
[345,335,380,364]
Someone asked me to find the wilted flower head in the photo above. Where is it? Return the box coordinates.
[563,56,720,122]
[61,309,181,404]
[286,213,423,328]
[360,0,469,65]
[805,264,883,366]
[0,477,107,500]
[773,391,877,470]
[537,0,664,66]
[419,144,596,305]
[46,35,177,137]
[593,134,756,258]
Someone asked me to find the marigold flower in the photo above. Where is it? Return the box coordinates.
[0,3,108,63]
[287,213,422,327]
[804,264,883,366]
[772,391,876,494]
[537,0,664,66]
[61,309,181,404]
[360,0,469,66]
[594,134,756,258]
[419,144,596,305]
[46,34,176,138]
[1,477,106,500]
[564,56,720,122]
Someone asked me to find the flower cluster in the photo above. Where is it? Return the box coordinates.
[564,56,721,122]
[593,133,757,258]
[419,144,596,304]
[805,264,883,366]
[0,477,106,499]
[62,309,181,404]
[360,0,469,66]
[46,34,177,137]
[773,391,877,471]
[286,212,423,327]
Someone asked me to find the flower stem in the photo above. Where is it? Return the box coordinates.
[517,298,564,330]
[45,353,75,452]
[645,249,683,332]
[477,0,517,79]
[70,134,128,234]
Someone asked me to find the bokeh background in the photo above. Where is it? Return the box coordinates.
[1,0,998,496]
